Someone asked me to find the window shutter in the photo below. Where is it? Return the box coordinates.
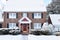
[41,13,43,18]
[7,24,9,28]
[27,13,28,17]
[31,23,33,29]
[16,13,18,18]
[32,13,34,19]
[41,23,43,28]
[16,23,18,27]
[7,13,9,18]
[0,24,2,28]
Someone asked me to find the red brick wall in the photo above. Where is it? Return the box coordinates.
[2,12,47,28]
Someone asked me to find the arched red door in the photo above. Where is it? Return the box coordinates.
[21,24,29,34]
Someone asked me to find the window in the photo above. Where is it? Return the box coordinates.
[34,23,41,29]
[9,23,16,28]
[23,13,27,17]
[9,13,16,18]
[34,13,41,19]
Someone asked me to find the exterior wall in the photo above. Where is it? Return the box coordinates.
[1,12,47,28]
[28,12,47,29]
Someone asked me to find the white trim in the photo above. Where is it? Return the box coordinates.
[18,17,32,24]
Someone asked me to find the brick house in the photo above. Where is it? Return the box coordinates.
[0,0,47,34]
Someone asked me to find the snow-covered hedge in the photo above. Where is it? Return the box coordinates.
[41,22,54,35]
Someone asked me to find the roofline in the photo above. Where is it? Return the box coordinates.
[3,9,47,12]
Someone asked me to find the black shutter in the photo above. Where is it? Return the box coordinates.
[31,23,33,29]
[16,23,18,27]
[7,24,9,28]
[41,13,43,18]
[16,13,18,18]
[32,13,34,19]
[7,13,9,18]
[0,24,2,28]
[41,23,43,28]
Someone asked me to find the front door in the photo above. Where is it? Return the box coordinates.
[21,24,29,34]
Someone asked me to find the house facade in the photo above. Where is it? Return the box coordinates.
[0,12,46,34]
[0,0,47,34]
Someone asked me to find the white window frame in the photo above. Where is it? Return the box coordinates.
[34,23,41,29]
[9,23,16,28]
[34,13,41,19]
[9,13,16,19]
[23,13,27,17]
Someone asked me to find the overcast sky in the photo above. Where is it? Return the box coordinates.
[44,0,52,6]
[1,0,52,6]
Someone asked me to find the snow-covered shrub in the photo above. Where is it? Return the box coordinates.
[41,22,54,35]
[41,22,49,31]
[9,29,20,35]
[53,32,60,36]
[2,30,9,35]
[0,29,10,35]
[32,31,41,35]
[0,30,3,35]
[48,24,54,32]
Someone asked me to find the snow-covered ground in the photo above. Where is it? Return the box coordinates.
[0,34,60,40]
[0,35,28,40]
[28,34,60,40]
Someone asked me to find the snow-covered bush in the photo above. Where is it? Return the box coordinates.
[53,31,60,36]
[48,24,54,32]
[2,30,9,35]
[41,22,49,31]
[9,29,20,35]
[0,29,10,35]
[0,30,4,35]
[41,22,54,35]
[32,31,41,35]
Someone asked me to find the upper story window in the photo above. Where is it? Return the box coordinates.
[34,13,41,19]
[23,13,27,17]
[9,13,16,19]
[33,23,41,29]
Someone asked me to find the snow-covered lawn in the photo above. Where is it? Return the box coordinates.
[0,34,60,40]
[0,35,28,40]
[28,34,60,40]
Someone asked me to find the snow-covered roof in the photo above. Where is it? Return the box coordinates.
[3,0,46,12]
[19,17,32,24]
[49,14,60,25]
